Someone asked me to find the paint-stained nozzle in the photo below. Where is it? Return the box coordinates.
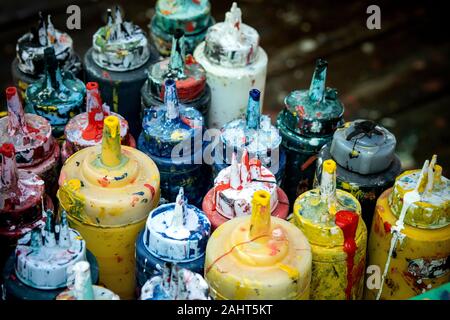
[309,59,328,102]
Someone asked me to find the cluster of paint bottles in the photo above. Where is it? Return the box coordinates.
[0,1,448,301]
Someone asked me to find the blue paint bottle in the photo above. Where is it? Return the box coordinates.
[213,89,286,184]
[138,79,210,207]
[135,188,210,292]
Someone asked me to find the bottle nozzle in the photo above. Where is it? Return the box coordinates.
[249,190,271,238]
[101,116,122,167]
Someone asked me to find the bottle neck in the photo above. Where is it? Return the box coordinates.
[0,143,18,192]
[6,87,27,136]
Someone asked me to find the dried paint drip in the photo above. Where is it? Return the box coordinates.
[277,59,344,200]
[144,29,207,104]
[334,210,359,300]
[218,89,283,177]
[194,2,267,129]
[61,82,135,162]
[26,47,85,137]
[204,190,312,300]
[14,210,87,290]
[150,0,213,56]
[293,159,367,300]
[57,261,120,300]
[0,87,59,170]
[0,143,45,233]
[92,6,150,72]
[375,155,449,300]
[213,151,278,218]
[16,12,80,76]
[58,115,160,298]
[140,263,210,300]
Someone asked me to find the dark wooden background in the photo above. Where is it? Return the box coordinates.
[0,0,448,175]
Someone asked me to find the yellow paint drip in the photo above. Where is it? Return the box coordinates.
[205,192,312,300]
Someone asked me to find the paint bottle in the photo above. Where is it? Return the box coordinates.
[365,155,449,300]
[203,150,289,231]
[84,7,160,138]
[135,187,210,291]
[140,263,210,300]
[0,87,60,198]
[410,282,450,300]
[292,159,367,300]
[56,261,120,300]
[2,210,99,300]
[150,0,214,56]
[277,59,344,203]
[194,2,268,129]
[57,115,161,299]
[205,190,312,299]
[315,120,402,229]
[141,29,210,118]
[212,89,285,184]
[138,78,209,208]
[0,143,53,270]
[11,12,82,99]
[25,47,86,139]
[61,81,136,163]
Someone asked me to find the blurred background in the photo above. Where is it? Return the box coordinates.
[0,0,448,174]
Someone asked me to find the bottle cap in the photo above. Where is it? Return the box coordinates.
[389,155,449,229]
[144,187,210,262]
[146,29,207,102]
[283,59,344,136]
[204,2,260,67]
[92,7,150,71]
[16,12,78,76]
[330,120,397,174]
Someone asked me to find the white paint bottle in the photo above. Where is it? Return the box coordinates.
[193,2,268,129]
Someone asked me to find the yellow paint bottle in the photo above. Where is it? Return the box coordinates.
[293,159,367,300]
[57,116,160,299]
[365,155,449,300]
[205,190,312,300]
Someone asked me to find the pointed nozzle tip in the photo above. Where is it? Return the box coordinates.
[104,115,120,137]
[249,89,261,102]
[5,87,18,100]
[165,78,176,88]
[0,143,15,158]
[252,190,270,208]
[86,82,99,91]
[174,29,185,40]
[323,159,336,174]
[316,58,328,69]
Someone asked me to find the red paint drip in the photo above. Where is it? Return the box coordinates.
[335,210,359,300]
[383,221,392,234]
[212,182,230,210]
[185,21,195,32]
[300,154,318,171]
